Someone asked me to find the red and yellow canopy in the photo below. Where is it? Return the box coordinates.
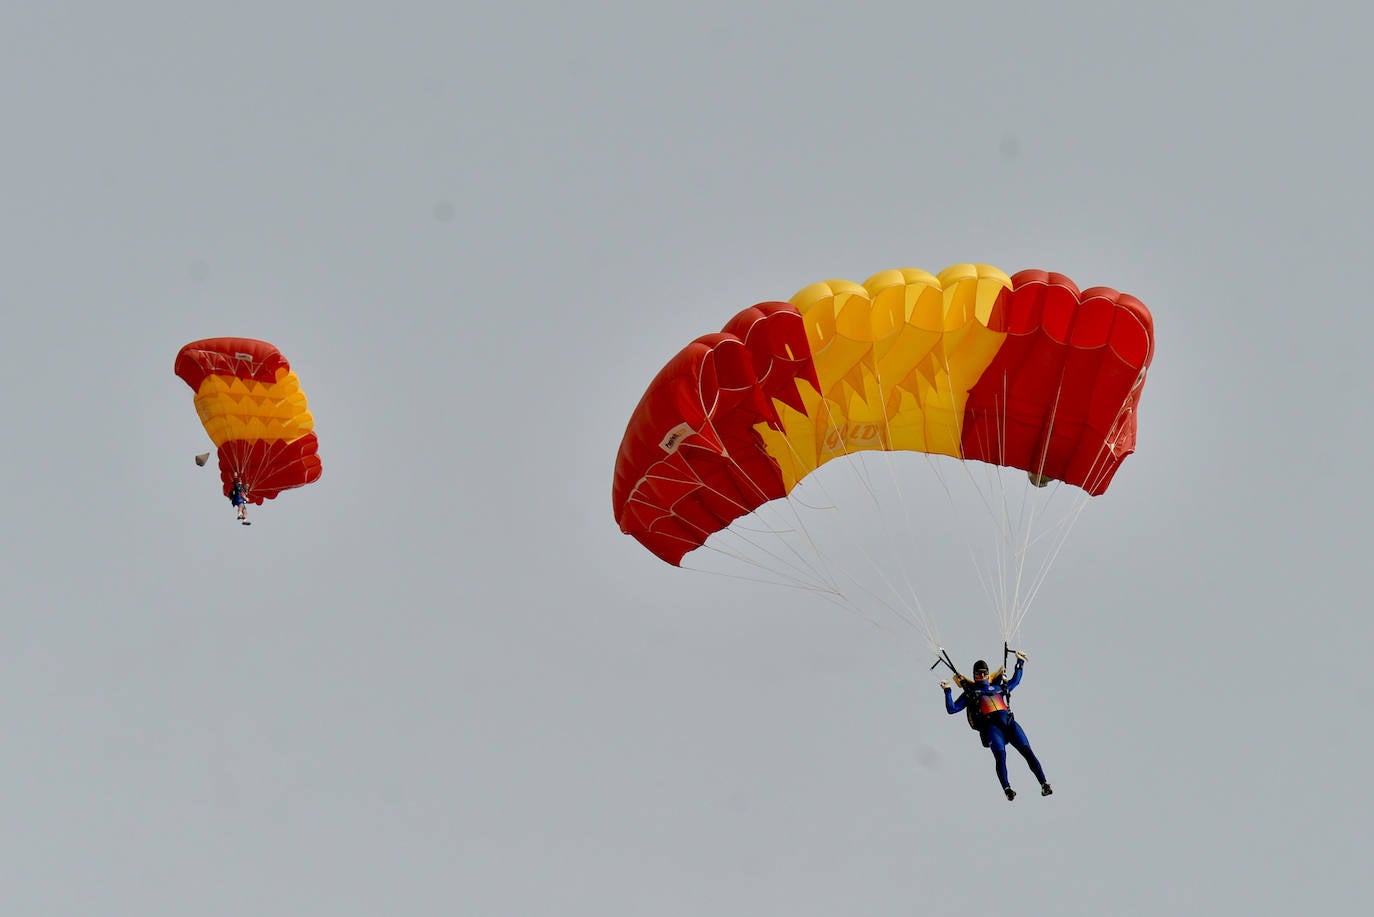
[613,265,1154,565]
[174,337,323,504]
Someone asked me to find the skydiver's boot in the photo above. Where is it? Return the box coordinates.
[1041,783,1053,796]
[1004,787,1016,801]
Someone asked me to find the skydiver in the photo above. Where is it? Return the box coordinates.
[941,651,1051,801]
[229,476,250,525]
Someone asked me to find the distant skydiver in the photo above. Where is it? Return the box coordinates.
[230,476,250,525]
[941,651,1051,801]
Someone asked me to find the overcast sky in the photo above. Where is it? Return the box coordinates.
[4,2,1372,914]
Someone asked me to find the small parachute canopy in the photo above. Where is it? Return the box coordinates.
[175,337,323,504]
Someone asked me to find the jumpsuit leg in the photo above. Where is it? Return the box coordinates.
[985,727,1010,789]
[1006,721,1048,785]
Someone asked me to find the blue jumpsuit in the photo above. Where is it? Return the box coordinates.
[944,662,1048,791]
[230,482,247,507]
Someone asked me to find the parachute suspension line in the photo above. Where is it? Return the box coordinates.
[952,348,1047,641]
[700,481,849,599]
[223,440,249,487]
[972,371,1064,644]
[681,554,838,597]
[794,389,935,634]
[930,337,1003,632]
[945,374,1034,644]
[688,408,853,592]
[688,520,896,633]
[868,362,945,650]
[634,442,841,595]
[952,427,1018,635]
[683,554,890,630]
[686,409,921,633]
[967,538,1008,633]
[786,451,937,638]
[811,386,886,508]
[771,485,920,633]
[1006,364,1106,640]
[683,544,890,631]
[988,376,1038,640]
[1005,387,1146,636]
[990,386,1018,641]
[663,497,835,596]
[1007,488,1092,635]
[1079,380,1145,498]
[929,342,1019,641]
[878,481,945,650]
[751,378,940,641]
[752,408,920,626]
[691,527,840,595]
[1004,377,1068,639]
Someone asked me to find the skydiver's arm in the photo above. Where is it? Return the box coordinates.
[944,688,966,714]
[1004,660,1024,692]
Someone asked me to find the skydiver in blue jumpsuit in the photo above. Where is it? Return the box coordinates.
[942,651,1052,801]
[229,476,250,525]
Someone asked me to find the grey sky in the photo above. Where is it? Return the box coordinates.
[3,2,1371,914]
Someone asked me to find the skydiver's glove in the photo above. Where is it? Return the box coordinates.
[940,681,952,691]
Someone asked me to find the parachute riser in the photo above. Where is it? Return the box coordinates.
[930,642,1021,683]
[930,647,965,681]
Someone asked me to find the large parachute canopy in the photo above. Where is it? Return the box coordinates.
[612,265,1154,645]
[174,337,323,505]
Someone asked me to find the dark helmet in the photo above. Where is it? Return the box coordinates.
[972,660,989,678]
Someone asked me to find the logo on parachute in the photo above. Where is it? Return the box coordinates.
[821,423,885,455]
[659,422,696,454]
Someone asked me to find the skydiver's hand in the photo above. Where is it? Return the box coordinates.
[940,680,952,690]
[1015,650,1027,662]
